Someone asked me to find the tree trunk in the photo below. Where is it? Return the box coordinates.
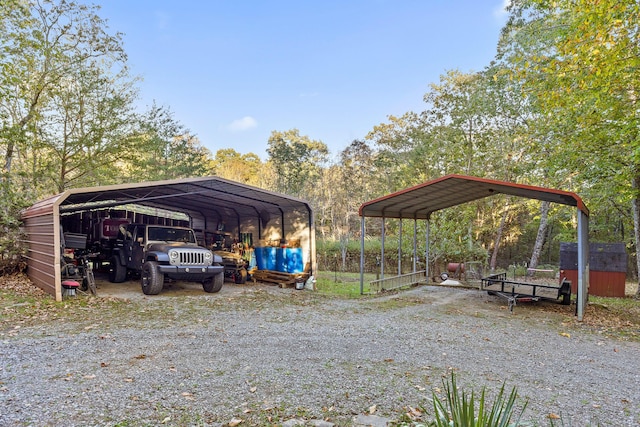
[528,201,550,276]
[340,233,348,271]
[632,175,640,298]
[489,202,510,271]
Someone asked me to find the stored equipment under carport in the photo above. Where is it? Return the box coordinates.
[214,250,249,284]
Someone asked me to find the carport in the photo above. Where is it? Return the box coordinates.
[21,176,316,301]
[358,174,590,320]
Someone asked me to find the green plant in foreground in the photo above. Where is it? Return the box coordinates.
[428,373,527,427]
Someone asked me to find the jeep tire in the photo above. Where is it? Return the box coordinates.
[203,272,224,293]
[141,261,164,295]
[109,256,127,283]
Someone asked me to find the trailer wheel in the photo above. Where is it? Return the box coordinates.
[559,279,572,305]
[234,268,248,284]
[141,261,163,295]
[204,272,224,293]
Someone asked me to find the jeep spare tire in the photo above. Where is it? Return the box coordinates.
[203,272,223,293]
[141,261,164,295]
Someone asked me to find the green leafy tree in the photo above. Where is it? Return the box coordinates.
[367,69,544,271]
[36,62,138,192]
[499,0,640,294]
[266,128,328,197]
[0,0,127,178]
[209,148,265,187]
[126,103,211,182]
[312,140,381,269]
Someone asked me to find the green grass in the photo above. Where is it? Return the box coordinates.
[589,294,640,315]
[579,294,640,340]
[314,270,377,297]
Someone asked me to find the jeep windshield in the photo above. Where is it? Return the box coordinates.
[147,226,197,243]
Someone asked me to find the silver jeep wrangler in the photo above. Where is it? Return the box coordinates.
[109,224,224,295]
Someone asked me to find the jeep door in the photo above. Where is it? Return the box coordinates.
[129,225,146,269]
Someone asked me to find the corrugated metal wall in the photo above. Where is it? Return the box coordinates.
[562,270,626,297]
[21,206,61,301]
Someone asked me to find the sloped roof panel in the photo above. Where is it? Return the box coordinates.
[22,176,312,227]
[359,174,588,219]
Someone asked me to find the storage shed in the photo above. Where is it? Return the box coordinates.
[560,242,627,297]
[21,176,316,301]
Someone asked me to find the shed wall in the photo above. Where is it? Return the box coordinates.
[560,242,626,297]
[561,270,626,297]
[22,210,61,300]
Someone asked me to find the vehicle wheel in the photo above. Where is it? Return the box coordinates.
[561,291,571,305]
[141,261,164,295]
[109,256,127,283]
[85,268,97,296]
[203,272,224,293]
[234,268,248,284]
[80,274,88,291]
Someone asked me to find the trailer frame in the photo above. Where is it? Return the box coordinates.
[481,272,572,313]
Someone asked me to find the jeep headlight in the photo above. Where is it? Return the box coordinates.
[204,251,212,260]
[169,250,179,260]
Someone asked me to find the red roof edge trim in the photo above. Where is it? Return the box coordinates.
[358,174,589,217]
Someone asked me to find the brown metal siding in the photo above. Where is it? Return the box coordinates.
[562,270,626,297]
[21,206,61,301]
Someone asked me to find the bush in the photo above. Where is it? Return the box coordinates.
[0,180,30,274]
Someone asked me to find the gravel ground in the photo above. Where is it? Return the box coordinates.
[1,277,639,426]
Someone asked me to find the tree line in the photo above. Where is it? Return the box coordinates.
[1,0,638,294]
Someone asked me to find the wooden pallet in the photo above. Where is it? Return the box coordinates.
[251,269,309,288]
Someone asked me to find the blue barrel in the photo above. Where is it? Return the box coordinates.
[275,248,287,272]
[255,247,267,270]
[264,247,277,270]
[286,248,304,273]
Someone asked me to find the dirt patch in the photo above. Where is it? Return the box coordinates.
[92,271,272,301]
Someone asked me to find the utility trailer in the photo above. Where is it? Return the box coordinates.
[481,272,572,313]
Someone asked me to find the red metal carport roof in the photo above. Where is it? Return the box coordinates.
[359,174,589,219]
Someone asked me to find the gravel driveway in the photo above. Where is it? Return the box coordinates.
[1,278,639,426]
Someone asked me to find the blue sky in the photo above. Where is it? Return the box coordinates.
[96,1,509,160]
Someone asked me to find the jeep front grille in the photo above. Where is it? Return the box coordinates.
[180,251,205,265]
[169,250,211,266]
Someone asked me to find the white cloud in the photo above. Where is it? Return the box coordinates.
[493,0,511,20]
[227,116,258,132]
